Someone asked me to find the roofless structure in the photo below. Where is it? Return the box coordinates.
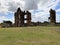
[49,9,56,24]
[14,8,56,27]
[14,8,31,27]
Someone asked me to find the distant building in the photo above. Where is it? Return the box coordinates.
[49,9,56,24]
[14,7,31,27]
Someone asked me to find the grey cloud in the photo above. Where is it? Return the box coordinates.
[23,0,50,10]
[8,0,49,12]
[0,3,1,5]
[24,0,40,10]
[8,2,21,12]
[8,0,40,12]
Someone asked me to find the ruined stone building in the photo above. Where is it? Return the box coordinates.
[14,8,31,27]
[49,9,56,24]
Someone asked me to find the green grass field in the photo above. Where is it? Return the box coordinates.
[0,26,60,45]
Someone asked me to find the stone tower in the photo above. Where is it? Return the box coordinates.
[49,9,56,24]
[14,7,31,27]
[26,11,31,26]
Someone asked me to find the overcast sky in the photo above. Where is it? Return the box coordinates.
[0,0,60,23]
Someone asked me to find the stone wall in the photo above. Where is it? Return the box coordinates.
[14,8,31,27]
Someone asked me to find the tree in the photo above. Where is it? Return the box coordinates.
[2,21,12,27]
[3,21,12,24]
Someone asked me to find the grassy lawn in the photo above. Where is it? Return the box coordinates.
[0,26,60,45]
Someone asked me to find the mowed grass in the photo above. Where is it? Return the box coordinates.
[0,26,60,45]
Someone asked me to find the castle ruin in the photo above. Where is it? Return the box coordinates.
[14,8,31,27]
[49,9,56,24]
[14,8,56,27]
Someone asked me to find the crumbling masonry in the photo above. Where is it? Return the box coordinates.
[14,8,56,27]
[14,8,31,27]
[49,9,56,24]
